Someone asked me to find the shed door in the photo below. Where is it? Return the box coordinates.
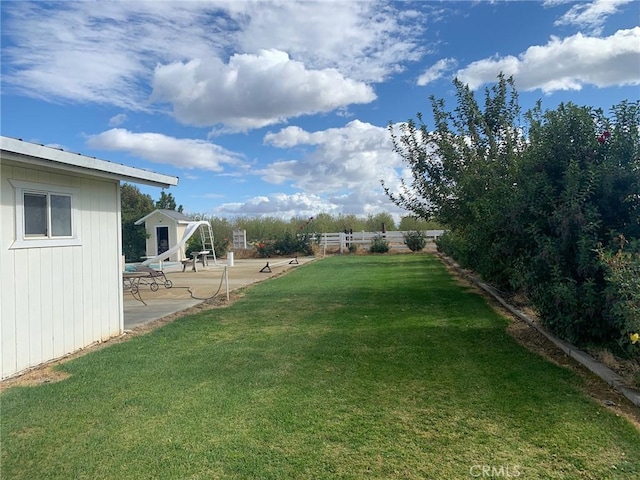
[156,226,169,255]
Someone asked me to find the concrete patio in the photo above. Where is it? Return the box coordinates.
[124,256,316,330]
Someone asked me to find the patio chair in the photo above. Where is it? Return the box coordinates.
[132,265,173,291]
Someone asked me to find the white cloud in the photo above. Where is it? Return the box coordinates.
[214,192,338,218]
[86,129,244,171]
[151,49,376,130]
[255,119,409,217]
[1,2,215,109]
[213,189,408,221]
[108,113,127,127]
[551,0,635,35]
[230,1,428,83]
[262,120,401,194]
[542,0,574,5]
[456,28,640,92]
[1,1,428,124]
[417,58,458,86]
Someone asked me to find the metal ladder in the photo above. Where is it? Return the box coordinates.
[198,222,217,265]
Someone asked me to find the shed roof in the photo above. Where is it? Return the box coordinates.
[134,209,192,225]
[1,136,178,188]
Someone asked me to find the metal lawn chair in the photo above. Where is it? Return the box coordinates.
[132,265,173,291]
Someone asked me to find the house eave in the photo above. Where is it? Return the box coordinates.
[1,136,178,188]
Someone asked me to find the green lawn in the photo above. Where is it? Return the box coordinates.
[2,255,639,479]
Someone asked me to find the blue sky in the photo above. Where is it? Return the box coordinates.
[2,0,639,220]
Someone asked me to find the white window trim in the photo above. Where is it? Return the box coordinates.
[9,179,82,249]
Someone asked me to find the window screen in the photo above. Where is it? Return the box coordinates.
[51,194,72,236]
[24,193,48,236]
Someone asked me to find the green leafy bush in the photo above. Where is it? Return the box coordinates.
[386,74,640,347]
[599,236,640,358]
[436,231,472,267]
[370,235,390,254]
[256,232,315,258]
[214,236,230,257]
[256,241,274,258]
[403,230,427,252]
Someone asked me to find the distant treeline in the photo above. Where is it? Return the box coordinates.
[193,212,442,245]
[121,185,442,261]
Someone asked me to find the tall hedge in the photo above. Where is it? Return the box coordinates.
[386,75,640,347]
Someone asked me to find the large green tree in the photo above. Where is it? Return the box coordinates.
[385,74,526,285]
[386,75,640,346]
[156,191,183,213]
[121,183,154,261]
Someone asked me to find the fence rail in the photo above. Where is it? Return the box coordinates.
[319,230,445,254]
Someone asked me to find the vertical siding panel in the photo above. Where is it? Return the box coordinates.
[0,252,17,379]
[100,183,119,340]
[116,182,124,334]
[61,247,75,353]
[39,248,54,362]
[81,182,94,346]
[94,187,105,340]
[27,248,42,367]
[13,248,30,373]
[97,189,107,340]
[1,163,17,378]
[102,195,113,340]
[51,248,65,358]
[73,184,85,351]
[108,182,121,338]
[91,185,103,342]
[73,244,84,351]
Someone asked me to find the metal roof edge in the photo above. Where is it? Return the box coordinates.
[1,136,178,188]
[134,209,193,225]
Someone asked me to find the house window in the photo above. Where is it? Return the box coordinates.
[9,180,81,248]
[23,192,72,237]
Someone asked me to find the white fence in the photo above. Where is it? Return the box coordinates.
[319,230,445,254]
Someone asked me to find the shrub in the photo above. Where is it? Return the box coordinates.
[185,230,230,258]
[214,236,230,257]
[436,231,471,266]
[185,235,200,258]
[348,243,359,254]
[256,232,315,258]
[403,230,427,252]
[256,241,274,258]
[599,236,640,359]
[273,232,299,256]
[370,235,390,254]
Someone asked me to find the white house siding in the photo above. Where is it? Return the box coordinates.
[1,160,122,379]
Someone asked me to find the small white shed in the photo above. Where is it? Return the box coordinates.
[134,209,192,262]
[0,136,178,380]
